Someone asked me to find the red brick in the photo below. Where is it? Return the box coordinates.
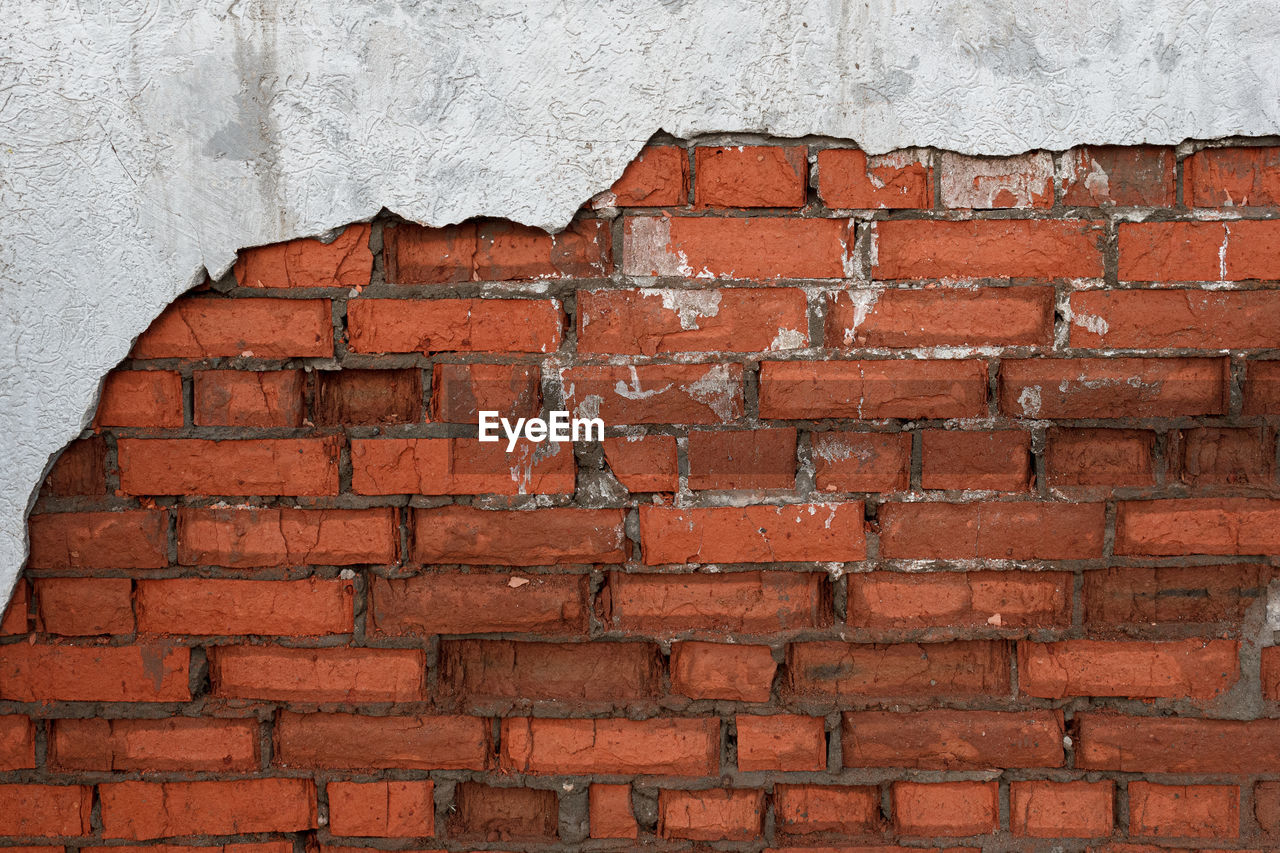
[0,784,93,837]
[622,216,853,279]
[275,712,489,770]
[385,219,609,283]
[372,572,590,636]
[606,145,688,207]
[82,844,289,853]
[1046,428,1155,488]
[315,368,421,425]
[842,710,1064,769]
[1084,565,1271,627]
[695,145,807,208]
[589,784,637,839]
[439,639,661,703]
[351,437,573,496]
[658,789,764,841]
[50,718,257,772]
[1,580,29,634]
[817,148,933,209]
[209,646,425,703]
[1128,783,1238,839]
[1119,220,1280,281]
[1071,289,1280,349]
[826,286,1053,348]
[736,714,825,771]
[1116,498,1280,555]
[1256,781,1280,833]
[1179,427,1275,487]
[847,571,1072,630]
[759,359,987,420]
[579,286,808,355]
[430,363,538,423]
[234,224,372,289]
[605,571,829,636]
[94,370,184,427]
[892,781,999,836]
[118,437,340,496]
[1076,714,1280,774]
[670,641,777,702]
[132,297,333,358]
[773,784,882,836]
[28,510,168,569]
[328,780,434,838]
[602,435,679,492]
[941,151,1054,209]
[687,428,797,490]
[177,506,397,568]
[874,219,1105,279]
[447,783,557,841]
[1020,638,1238,699]
[412,506,626,565]
[1263,647,1280,700]
[1186,146,1280,206]
[1010,780,1114,838]
[788,640,1010,698]
[0,715,35,771]
[136,578,353,636]
[1245,360,1280,414]
[999,358,1228,418]
[1058,146,1176,207]
[921,430,1032,492]
[879,501,1104,560]
[346,298,563,354]
[813,431,911,493]
[501,717,719,776]
[562,363,745,425]
[193,370,303,426]
[99,779,316,840]
[44,437,107,497]
[35,577,134,635]
[0,643,189,702]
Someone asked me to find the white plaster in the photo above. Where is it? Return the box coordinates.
[4,0,1280,604]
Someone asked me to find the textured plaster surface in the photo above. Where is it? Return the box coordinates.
[2,0,1280,601]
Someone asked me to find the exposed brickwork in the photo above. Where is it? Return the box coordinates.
[11,138,1280,850]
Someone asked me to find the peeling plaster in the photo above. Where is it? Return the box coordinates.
[3,0,1280,602]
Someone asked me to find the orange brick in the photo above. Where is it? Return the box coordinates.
[602,435,679,492]
[0,644,189,702]
[826,285,1053,348]
[0,715,35,771]
[817,148,933,209]
[1058,146,1175,207]
[670,642,777,702]
[874,219,1105,279]
[135,578,353,636]
[132,297,333,359]
[892,781,999,836]
[327,780,434,837]
[95,370,184,427]
[847,570,1072,630]
[562,363,745,425]
[773,784,882,836]
[118,437,340,496]
[589,784,637,839]
[233,223,372,288]
[606,145,688,207]
[27,510,169,569]
[0,784,93,837]
[193,370,304,426]
[1185,146,1280,206]
[350,437,574,496]
[812,431,911,493]
[736,714,825,771]
[34,577,134,635]
[177,506,397,568]
[1010,780,1114,838]
[99,779,316,840]
[622,216,853,279]
[940,152,1054,209]
[385,219,609,283]
[1019,638,1239,700]
[695,145,807,208]
[921,430,1032,491]
[1128,782,1239,839]
[658,789,764,841]
[346,298,563,354]
[50,718,257,772]
[640,503,864,564]
[209,646,424,703]
[760,359,988,420]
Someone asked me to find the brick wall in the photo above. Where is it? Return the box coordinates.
[5,139,1280,851]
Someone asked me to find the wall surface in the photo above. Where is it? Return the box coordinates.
[5,138,1280,849]
[3,0,1280,601]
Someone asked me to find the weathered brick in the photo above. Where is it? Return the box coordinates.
[670,641,777,702]
[0,715,35,771]
[412,506,626,565]
[117,437,340,496]
[1257,781,1280,834]
[350,437,574,495]
[879,501,1105,560]
[788,640,1010,698]
[640,503,862,564]
[1010,780,1114,838]
[589,784,637,839]
[447,783,557,841]
[95,370,184,427]
[1071,289,1280,349]
[0,784,93,837]
[999,357,1228,418]
[275,712,488,770]
[209,646,425,703]
[623,216,853,279]
[372,572,590,636]
[1178,427,1275,487]
[921,430,1032,492]
[1119,220,1280,281]
[1045,428,1156,489]
[1058,146,1175,207]
[1128,782,1239,839]
[686,428,797,490]
[562,363,744,425]
[50,718,258,772]
[44,437,107,497]
[1116,498,1280,555]
[34,577,134,635]
[0,644,189,702]
[136,578,354,636]
[132,297,333,358]
[892,780,999,836]
[658,789,764,841]
[940,152,1054,209]
[1185,146,1280,207]
[760,359,988,420]
[430,363,538,423]
[817,148,933,209]
[384,219,609,283]
[439,639,661,703]
[1083,564,1272,627]
[773,784,882,836]
[695,145,807,208]
[847,571,1072,630]
[1262,647,1280,700]
[1,580,29,635]
[1076,715,1280,774]
[99,779,316,840]
[501,717,719,775]
[346,298,563,354]
[874,219,1105,279]
[1020,638,1239,699]
[1245,359,1280,414]
[602,434,679,492]
[842,710,1064,769]
[826,286,1053,348]
[606,571,830,636]
[314,368,421,425]
[579,287,809,354]
[193,370,304,426]
[736,714,825,771]
[605,145,688,207]
[178,506,398,568]
[28,510,169,569]
[327,780,434,838]
[234,223,372,288]
[812,431,912,493]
